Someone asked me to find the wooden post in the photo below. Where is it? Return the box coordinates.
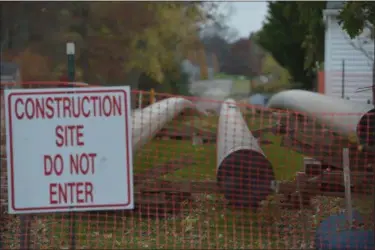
[150,88,155,104]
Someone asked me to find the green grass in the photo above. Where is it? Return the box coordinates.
[12,114,306,249]
[135,140,217,181]
[3,100,373,249]
[159,113,304,181]
[37,199,284,249]
[214,73,252,99]
[11,113,372,249]
[16,111,375,250]
[214,73,248,81]
[244,114,304,180]
[230,80,252,98]
[1,112,308,249]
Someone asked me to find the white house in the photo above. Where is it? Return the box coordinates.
[323,1,374,103]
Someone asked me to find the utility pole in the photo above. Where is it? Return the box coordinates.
[66,42,77,250]
[66,42,76,83]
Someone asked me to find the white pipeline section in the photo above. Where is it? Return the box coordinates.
[217,99,275,208]
[267,90,375,146]
[132,97,205,153]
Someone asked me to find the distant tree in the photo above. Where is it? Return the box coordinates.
[216,36,266,78]
[1,2,214,87]
[212,53,219,73]
[198,48,209,80]
[13,48,54,81]
[261,53,290,85]
[222,38,251,76]
[257,1,325,90]
[296,1,326,71]
[200,22,233,72]
[248,33,266,77]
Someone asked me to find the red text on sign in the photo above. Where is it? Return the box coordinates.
[70,153,97,175]
[44,154,64,176]
[49,182,94,204]
[56,125,84,147]
[14,95,122,120]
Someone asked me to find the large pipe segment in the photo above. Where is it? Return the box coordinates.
[267,90,375,148]
[216,99,275,209]
[132,97,205,153]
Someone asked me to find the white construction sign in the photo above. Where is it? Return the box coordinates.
[4,87,133,214]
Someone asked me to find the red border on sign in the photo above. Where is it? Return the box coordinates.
[7,89,132,212]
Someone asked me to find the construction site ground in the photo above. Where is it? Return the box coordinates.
[1,108,374,249]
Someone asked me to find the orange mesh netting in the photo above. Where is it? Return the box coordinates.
[0,81,374,249]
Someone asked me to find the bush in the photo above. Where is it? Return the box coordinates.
[13,48,54,82]
[173,71,191,96]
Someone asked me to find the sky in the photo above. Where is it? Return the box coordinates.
[228,2,268,38]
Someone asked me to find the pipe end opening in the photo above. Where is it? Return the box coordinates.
[357,108,375,147]
[217,149,275,209]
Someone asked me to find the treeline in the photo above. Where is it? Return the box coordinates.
[0,2,219,93]
[201,26,291,93]
[256,1,374,94]
[207,1,374,96]
[200,24,265,79]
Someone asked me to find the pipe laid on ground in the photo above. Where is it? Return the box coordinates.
[217,99,275,209]
[132,97,205,153]
[267,90,375,147]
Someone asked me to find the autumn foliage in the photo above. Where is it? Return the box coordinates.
[1,2,211,85]
[13,48,54,82]
[198,49,209,80]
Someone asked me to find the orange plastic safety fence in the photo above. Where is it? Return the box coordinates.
[0,81,374,249]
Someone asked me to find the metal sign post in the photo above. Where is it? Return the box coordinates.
[66,42,77,250]
[67,42,76,84]
[0,156,3,249]
[19,216,31,249]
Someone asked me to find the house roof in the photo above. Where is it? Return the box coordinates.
[326,1,345,9]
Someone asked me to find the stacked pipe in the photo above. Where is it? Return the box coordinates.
[216,99,275,209]
[132,97,205,153]
[267,90,375,149]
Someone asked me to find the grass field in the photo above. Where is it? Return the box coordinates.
[215,73,252,100]
[3,112,373,249]
[17,114,304,249]
[230,80,252,99]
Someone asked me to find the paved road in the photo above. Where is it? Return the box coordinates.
[189,79,233,113]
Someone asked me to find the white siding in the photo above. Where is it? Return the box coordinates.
[324,14,374,103]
